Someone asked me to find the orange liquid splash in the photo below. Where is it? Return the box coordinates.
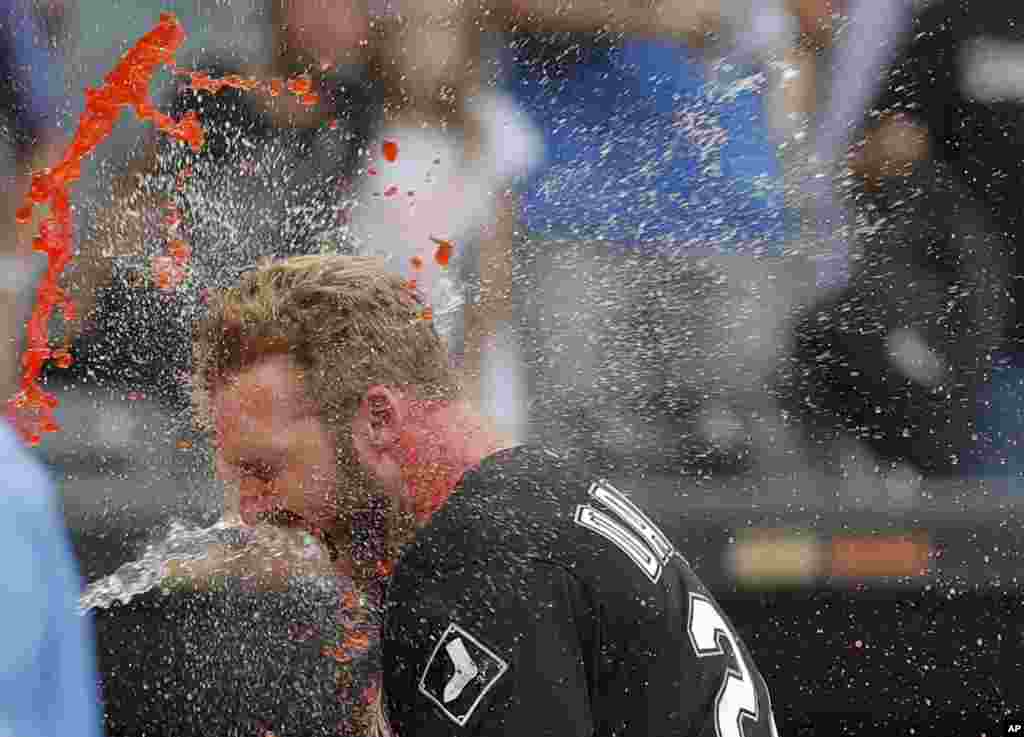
[180,70,323,108]
[9,12,200,444]
[382,140,398,162]
[10,14,339,444]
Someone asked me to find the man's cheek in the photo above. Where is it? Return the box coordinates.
[214,458,241,517]
[214,454,234,483]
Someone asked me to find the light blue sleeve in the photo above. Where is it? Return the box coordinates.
[0,424,102,737]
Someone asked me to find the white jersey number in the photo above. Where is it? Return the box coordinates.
[688,593,780,737]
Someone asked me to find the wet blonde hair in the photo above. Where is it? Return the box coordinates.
[193,254,456,432]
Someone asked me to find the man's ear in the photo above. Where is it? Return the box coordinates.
[359,385,403,449]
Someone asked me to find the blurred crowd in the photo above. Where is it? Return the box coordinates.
[0,0,1022,504]
[3,0,1024,503]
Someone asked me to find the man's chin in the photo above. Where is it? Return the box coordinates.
[250,509,341,561]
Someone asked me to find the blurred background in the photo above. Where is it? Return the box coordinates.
[3,0,1023,734]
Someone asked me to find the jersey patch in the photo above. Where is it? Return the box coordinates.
[418,623,509,727]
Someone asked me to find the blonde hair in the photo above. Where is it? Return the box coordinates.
[193,254,456,430]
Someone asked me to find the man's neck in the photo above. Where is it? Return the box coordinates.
[405,400,514,525]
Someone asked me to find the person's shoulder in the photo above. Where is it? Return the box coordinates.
[454,444,586,521]
[0,424,61,586]
[409,448,690,593]
[0,423,56,506]
[477,443,577,477]
[392,446,580,570]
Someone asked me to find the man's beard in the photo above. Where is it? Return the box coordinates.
[251,435,417,581]
[328,440,419,583]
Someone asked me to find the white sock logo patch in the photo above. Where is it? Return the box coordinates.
[419,623,509,727]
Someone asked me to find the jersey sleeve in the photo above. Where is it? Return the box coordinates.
[382,559,596,737]
[557,548,780,737]
[0,436,102,737]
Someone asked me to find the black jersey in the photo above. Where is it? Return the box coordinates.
[382,446,779,736]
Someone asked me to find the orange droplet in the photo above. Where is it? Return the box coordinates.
[430,237,453,267]
[152,255,185,291]
[286,75,312,96]
[28,173,50,203]
[322,645,352,664]
[168,239,191,266]
[52,349,73,369]
[341,589,359,609]
[382,140,399,162]
[410,255,423,270]
[343,630,372,652]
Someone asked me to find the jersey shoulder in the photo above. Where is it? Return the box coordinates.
[397,446,698,604]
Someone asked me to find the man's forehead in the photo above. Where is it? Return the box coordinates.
[213,355,313,426]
